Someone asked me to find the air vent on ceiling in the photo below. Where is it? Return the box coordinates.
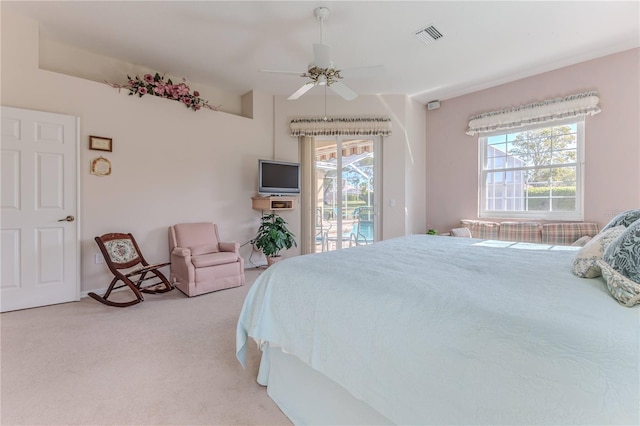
[415,25,443,45]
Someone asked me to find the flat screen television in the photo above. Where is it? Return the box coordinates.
[258,159,301,195]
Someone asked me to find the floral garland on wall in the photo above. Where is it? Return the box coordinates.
[106,73,221,112]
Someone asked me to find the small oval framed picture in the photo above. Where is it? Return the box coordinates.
[91,156,112,176]
[89,135,112,152]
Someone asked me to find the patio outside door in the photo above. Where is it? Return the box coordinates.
[314,136,379,252]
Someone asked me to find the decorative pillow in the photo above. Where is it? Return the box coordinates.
[450,227,472,238]
[190,244,220,256]
[104,239,139,263]
[601,209,640,232]
[571,235,592,247]
[602,219,640,284]
[460,220,500,239]
[597,260,640,307]
[499,222,542,243]
[542,222,599,245]
[571,226,625,278]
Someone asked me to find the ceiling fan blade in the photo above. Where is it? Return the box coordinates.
[288,82,316,100]
[313,43,332,68]
[260,69,305,76]
[329,81,358,101]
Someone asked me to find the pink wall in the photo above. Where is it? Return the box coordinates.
[425,48,640,233]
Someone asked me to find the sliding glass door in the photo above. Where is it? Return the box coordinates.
[314,136,380,252]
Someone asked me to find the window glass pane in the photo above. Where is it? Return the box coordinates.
[488,135,505,145]
[507,132,520,142]
[487,144,506,159]
[551,166,576,187]
[552,197,576,212]
[527,196,549,211]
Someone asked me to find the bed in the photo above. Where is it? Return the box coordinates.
[236,235,639,425]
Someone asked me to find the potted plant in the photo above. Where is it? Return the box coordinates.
[253,213,297,266]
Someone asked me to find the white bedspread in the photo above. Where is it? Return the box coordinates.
[237,235,639,425]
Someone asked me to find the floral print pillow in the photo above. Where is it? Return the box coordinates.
[599,219,640,307]
[104,239,139,264]
[598,261,640,307]
[601,209,640,232]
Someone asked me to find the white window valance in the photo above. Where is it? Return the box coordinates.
[290,117,392,137]
[466,91,601,136]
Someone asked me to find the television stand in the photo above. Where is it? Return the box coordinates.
[252,196,295,211]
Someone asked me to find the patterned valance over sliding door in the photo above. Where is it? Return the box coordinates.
[290,117,392,136]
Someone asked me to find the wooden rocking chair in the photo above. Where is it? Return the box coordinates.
[89,233,173,307]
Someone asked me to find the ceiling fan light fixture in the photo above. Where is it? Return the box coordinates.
[303,67,342,85]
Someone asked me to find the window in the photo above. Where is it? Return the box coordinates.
[479,119,584,220]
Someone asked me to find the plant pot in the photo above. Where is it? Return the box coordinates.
[266,256,282,267]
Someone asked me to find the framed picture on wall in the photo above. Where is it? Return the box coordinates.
[90,156,112,176]
[89,135,112,152]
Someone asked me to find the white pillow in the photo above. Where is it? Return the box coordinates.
[571,235,592,247]
[571,226,625,278]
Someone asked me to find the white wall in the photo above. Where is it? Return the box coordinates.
[406,98,428,235]
[38,37,245,117]
[1,12,275,293]
[2,11,428,294]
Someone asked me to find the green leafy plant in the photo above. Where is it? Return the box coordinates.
[253,214,297,258]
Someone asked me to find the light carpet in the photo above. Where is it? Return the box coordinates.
[0,268,291,425]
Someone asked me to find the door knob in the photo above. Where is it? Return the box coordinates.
[58,215,75,222]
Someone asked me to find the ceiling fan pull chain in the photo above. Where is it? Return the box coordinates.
[324,85,328,120]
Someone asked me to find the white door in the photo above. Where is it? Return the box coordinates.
[1,106,79,312]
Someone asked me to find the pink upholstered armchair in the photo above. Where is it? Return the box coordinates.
[168,223,245,297]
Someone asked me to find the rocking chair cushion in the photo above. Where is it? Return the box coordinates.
[104,239,139,264]
[191,251,239,268]
[190,244,220,256]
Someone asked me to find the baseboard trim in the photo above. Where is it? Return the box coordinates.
[81,266,263,299]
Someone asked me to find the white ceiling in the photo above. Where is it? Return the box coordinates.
[4,1,639,104]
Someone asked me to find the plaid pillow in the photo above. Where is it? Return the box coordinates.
[542,223,600,245]
[499,222,542,243]
[460,220,500,239]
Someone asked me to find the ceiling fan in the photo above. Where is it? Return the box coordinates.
[262,7,376,101]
